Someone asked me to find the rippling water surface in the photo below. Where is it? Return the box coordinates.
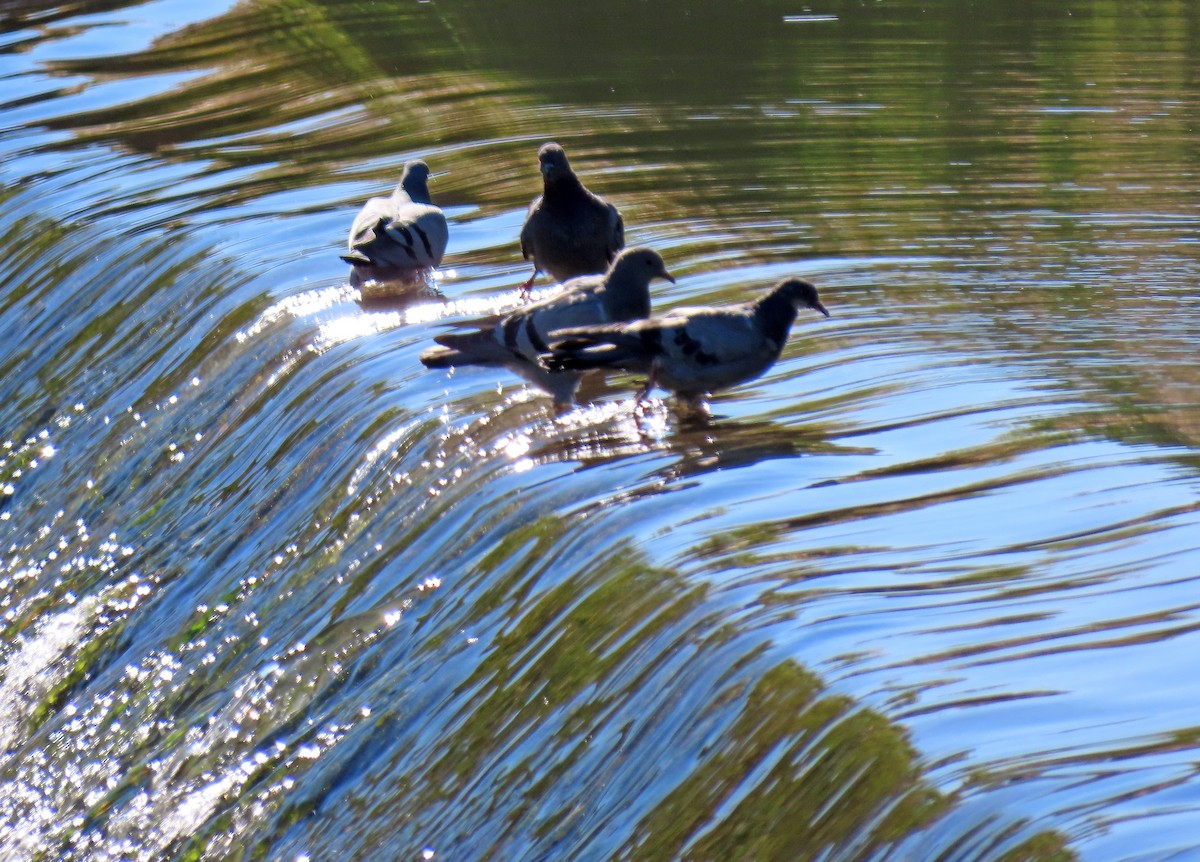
[2,1,1200,859]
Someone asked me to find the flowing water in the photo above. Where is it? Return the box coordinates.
[2,1,1200,859]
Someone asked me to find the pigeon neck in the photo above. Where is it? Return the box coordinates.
[602,275,651,321]
[543,172,586,200]
[755,289,801,344]
[401,177,432,205]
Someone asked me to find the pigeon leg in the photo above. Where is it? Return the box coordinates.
[518,269,538,301]
[636,363,659,404]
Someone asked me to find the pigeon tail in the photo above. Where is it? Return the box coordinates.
[540,345,625,374]
[541,327,649,374]
[340,250,373,265]
[419,329,512,368]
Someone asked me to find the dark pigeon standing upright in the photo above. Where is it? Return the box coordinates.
[420,247,673,407]
[542,278,830,405]
[518,142,625,294]
[342,159,449,292]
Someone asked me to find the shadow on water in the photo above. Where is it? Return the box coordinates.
[522,400,852,473]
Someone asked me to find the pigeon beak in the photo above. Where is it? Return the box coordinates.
[660,268,676,284]
[540,162,552,176]
[813,300,830,318]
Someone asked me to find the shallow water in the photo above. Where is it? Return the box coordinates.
[2,1,1200,859]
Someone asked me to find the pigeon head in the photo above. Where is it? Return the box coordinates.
[609,247,675,286]
[400,160,433,204]
[776,278,829,318]
[602,247,675,321]
[538,143,574,184]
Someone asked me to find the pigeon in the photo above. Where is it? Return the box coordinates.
[518,142,625,293]
[542,278,830,404]
[342,159,449,291]
[420,247,674,406]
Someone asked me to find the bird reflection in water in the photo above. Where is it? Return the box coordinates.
[353,276,446,314]
[516,397,854,486]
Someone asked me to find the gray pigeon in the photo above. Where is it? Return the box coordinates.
[518,142,625,293]
[420,247,674,406]
[342,160,449,289]
[542,278,830,404]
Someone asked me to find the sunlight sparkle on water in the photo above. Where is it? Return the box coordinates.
[238,285,358,341]
[498,433,531,460]
[313,313,391,351]
[314,285,551,349]
[397,286,560,327]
